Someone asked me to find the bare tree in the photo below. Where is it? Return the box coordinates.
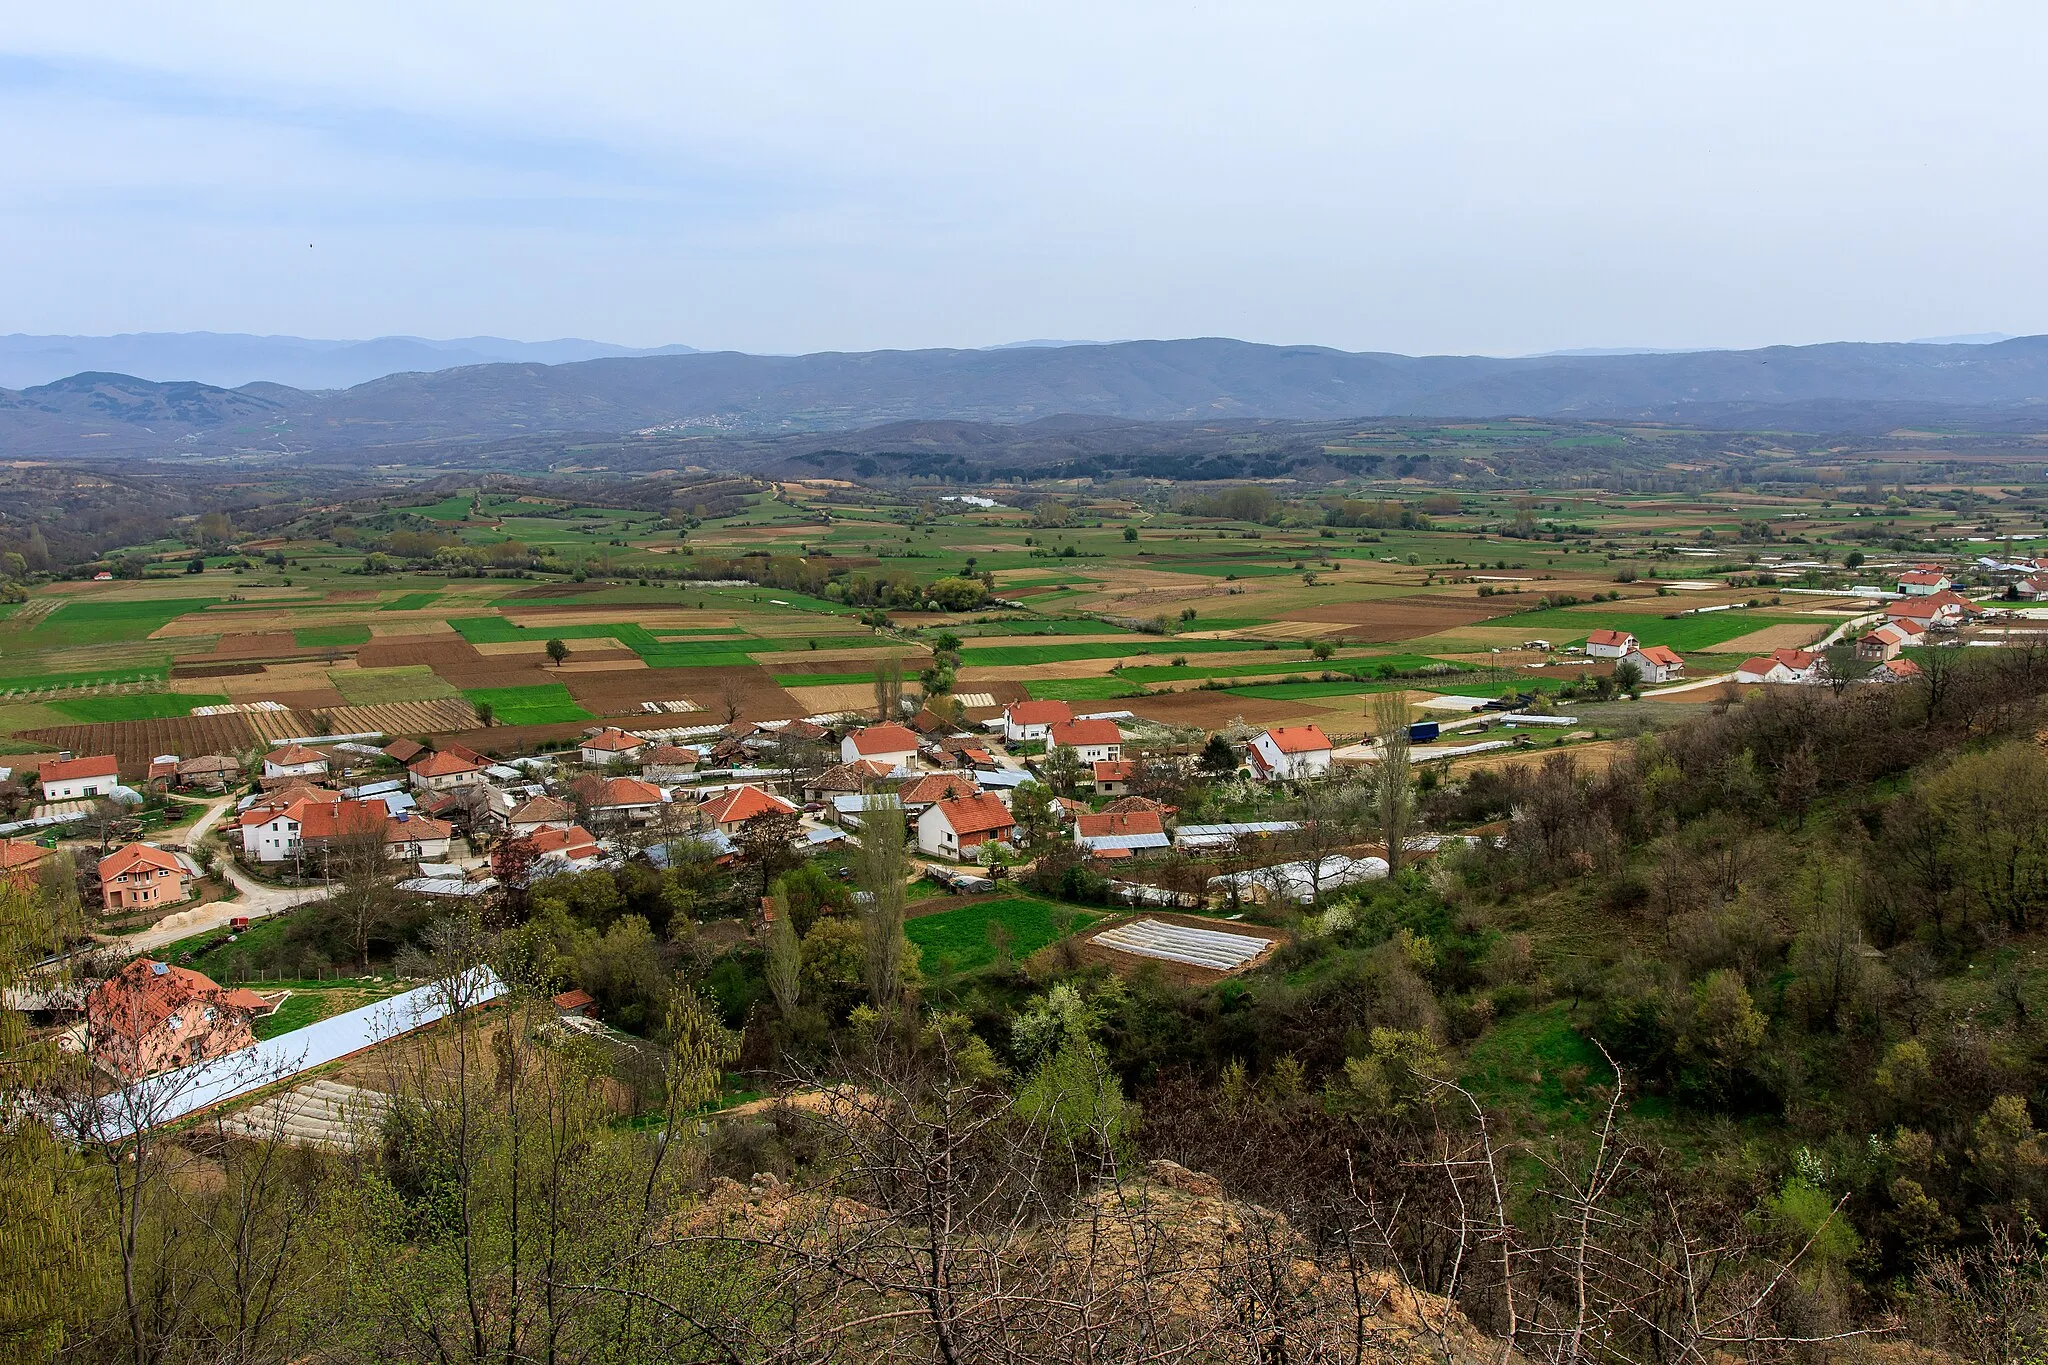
[854,807,910,1013]
[1370,688,1414,877]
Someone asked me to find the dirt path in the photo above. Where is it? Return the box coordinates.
[97,793,329,953]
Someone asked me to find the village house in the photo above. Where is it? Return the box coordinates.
[1091,760,1136,795]
[579,727,646,766]
[1856,621,1921,661]
[382,738,425,765]
[38,754,119,802]
[1046,718,1122,765]
[1870,657,1923,684]
[236,789,343,862]
[98,843,189,911]
[2016,575,2048,601]
[1623,644,1685,684]
[1074,809,1170,857]
[498,793,576,838]
[261,744,330,782]
[1003,699,1074,744]
[804,760,896,804]
[915,791,1015,860]
[1247,725,1334,781]
[409,747,489,793]
[639,745,700,781]
[697,784,799,834]
[1887,590,1977,630]
[840,724,920,769]
[568,775,666,828]
[1734,647,1821,685]
[86,958,267,1079]
[0,838,52,891]
[1898,568,1954,596]
[527,825,606,873]
[146,756,180,791]
[895,771,982,814]
[175,754,242,792]
[1585,628,1638,660]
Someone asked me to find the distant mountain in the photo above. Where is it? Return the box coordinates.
[0,332,698,390]
[1908,332,2016,346]
[8,334,2048,460]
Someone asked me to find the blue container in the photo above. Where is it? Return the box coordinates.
[1408,721,1440,743]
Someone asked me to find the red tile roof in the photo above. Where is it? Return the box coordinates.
[581,728,643,752]
[1633,645,1684,667]
[98,843,183,880]
[897,772,981,805]
[39,754,117,785]
[573,776,664,808]
[1050,718,1121,747]
[1262,724,1332,754]
[700,784,796,825]
[1075,810,1165,839]
[1005,700,1074,726]
[930,792,1014,836]
[1899,570,1950,586]
[552,989,596,1012]
[1093,760,1135,782]
[410,749,484,777]
[267,745,328,767]
[88,959,248,1040]
[529,825,602,861]
[507,795,573,825]
[383,738,424,763]
[0,839,50,874]
[1586,628,1636,648]
[848,724,920,756]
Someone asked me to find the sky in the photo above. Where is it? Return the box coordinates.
[3,2,2045,357]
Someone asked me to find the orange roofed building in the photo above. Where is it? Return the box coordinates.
[98,843,189,912]
[915,791,1015,860]
[698,784,798,833]
[87,959,265,1079]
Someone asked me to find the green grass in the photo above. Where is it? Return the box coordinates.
[50,692,229,722]
[409,493,475,522]
[15,597,219,648]
[906,896,1096,974]
[1490,607,1810,653]
[1460,1002,1616,1125]
[331,666,460,705]
[1023,678,1150,701]
[959,639,1263,667]
[380,592,441,611]
[773,672,875,687]
[0,663,173,691]
[1223,679,1395,700]
[462,684,594,726]
[293,624,371,648]
[252,991,340,1040]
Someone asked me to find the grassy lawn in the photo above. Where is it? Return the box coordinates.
[332,665,461,704]
[252,991,338,1040]
[50,692,229,722]
[1460,1002,1616,1127]
[462,683,594,725]
[906,896,1096,974]
[293,624,372,648]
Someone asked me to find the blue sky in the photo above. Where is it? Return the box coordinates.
[4,2,2046,355]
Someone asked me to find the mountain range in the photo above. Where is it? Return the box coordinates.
[7,334,2048,462]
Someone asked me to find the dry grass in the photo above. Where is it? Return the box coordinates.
[784,683,879,714]
[1710,622,1828,655]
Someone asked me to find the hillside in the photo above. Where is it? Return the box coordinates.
[8,334,2048,459]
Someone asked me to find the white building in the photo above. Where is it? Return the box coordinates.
[37,754,119,802]
[841,724,920,769]
[1002,700,1073,744]
[1246,725,1334,781]
[578,728,646,766]
[1584,629,1638,660]
[1897,569,1953,596]
[262,745,330,782]
[1735,648,1820,685]
[1046,718,1122,765]
[915,792,1015,860]
[1622,644,1685,684]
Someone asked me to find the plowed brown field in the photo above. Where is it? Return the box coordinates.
[1280,595,1519,642]
[22,715,259,774]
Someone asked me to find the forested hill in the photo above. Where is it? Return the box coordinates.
[8,334,2048,457]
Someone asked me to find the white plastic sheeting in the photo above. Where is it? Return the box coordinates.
[1090,918,1273,971]
[1211,855,1389,905]
[73,968,505,1138]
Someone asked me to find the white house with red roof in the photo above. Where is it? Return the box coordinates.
[895,771,981,813]
[1047,718,1122,765]
[38,754,119,802]
[98,843,189,911]
[1735,648,1820,685]
[840,724,920,769]
[697,784,798,833]
[498,793,576,837]
[578,727,646,766]
[915,792,1015,860]
[1091,759,1136,794]
[527,825,606,872]
[569,775,666,827]
[1003,699,1074,743]
[261,744,329,781]
[1870,657,1923,684]
[1584,628,1637,660]
[409,747,488,792]
[1897,568,1953,596]
[1247,725,1333,780]
[1623,644,1685,684]
[1887,590,1977,629]
[1073,809,1170,856]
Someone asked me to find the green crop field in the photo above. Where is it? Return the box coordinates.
[1021,678,1148,701]
[333,666,460,704]
[462,684,593,726]
[906,896,1096,974]
[409,493,476,521]
[293,624,371,647]
[1489,607,1812,652]
[959,638,1270,667]
[49,692,229,722]
[380,592,440,611]
[13,597,218,648]
[773,672,875,687]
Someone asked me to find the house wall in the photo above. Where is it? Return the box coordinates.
[102,865,187,910]
[44,775,116,802]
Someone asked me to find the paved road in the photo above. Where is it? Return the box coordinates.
[98,794,329,954]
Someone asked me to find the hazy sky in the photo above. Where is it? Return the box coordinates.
[4,2,2044,355]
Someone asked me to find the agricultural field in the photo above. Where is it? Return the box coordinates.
[0,470,1979,770]
[906,895,1096,975]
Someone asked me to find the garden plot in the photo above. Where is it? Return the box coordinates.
[312,699,481,736]
[217,1079,392,1152]
[1088,918,1277,974]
